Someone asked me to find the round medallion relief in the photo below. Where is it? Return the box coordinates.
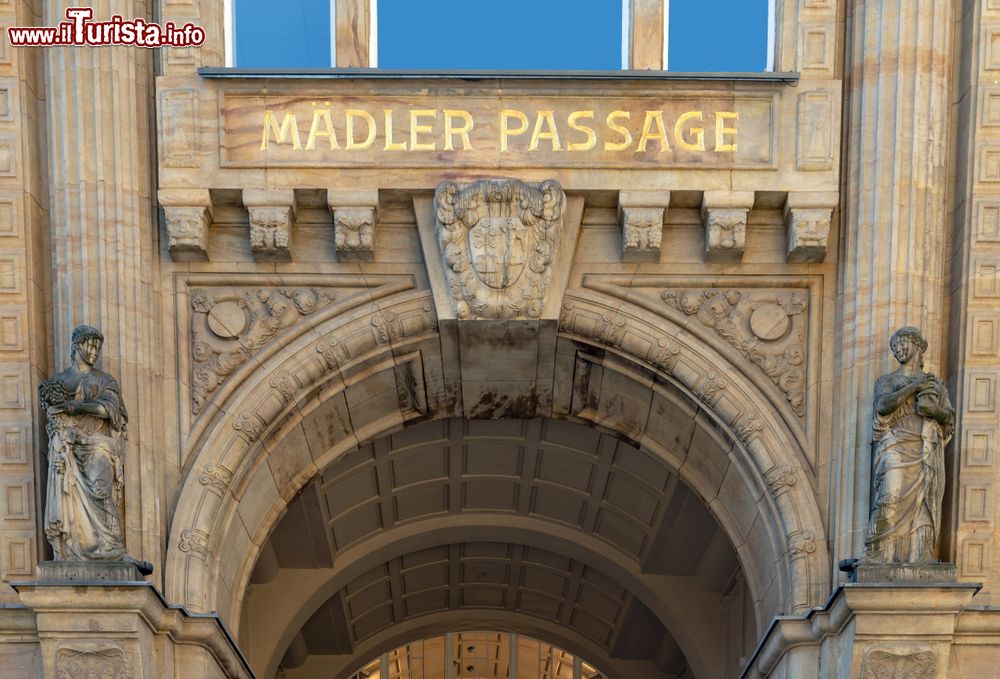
[206,301,247,339]
[749,303,790,341]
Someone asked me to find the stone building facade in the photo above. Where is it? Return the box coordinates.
[0,0,998,677]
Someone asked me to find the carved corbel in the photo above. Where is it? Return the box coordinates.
[618,190,668,262]
[784,191,838,263]
[328,188,379,261]
[701,190,754,263]
[243,189,296,261]
[159,189,213,261]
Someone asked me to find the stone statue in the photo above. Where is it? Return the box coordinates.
[863,326,955,564]
[39,325,130,562]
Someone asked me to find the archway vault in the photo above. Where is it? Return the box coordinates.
[165,282,830,665]
[241,418,751,679]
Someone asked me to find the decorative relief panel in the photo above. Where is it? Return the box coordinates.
[189,286,336,414]
[661,288,808,416]
[55,647,132,679]
[797,91,834,171]
[435,178,565,320]
[861,649,935,679]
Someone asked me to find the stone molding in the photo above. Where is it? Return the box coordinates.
[242,189,296,261]
[702,190,754,262]
[784,191,837,263]
[618,190,669,262]
[329,188,379,261]
[159,189,212,262]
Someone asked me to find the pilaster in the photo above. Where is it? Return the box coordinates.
[44,0,161,574]
[833,0,956,572]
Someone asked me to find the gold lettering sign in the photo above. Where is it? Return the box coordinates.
[224,94,774,169]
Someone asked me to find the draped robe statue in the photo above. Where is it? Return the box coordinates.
[863,327,955,563]
[39,325,129,561]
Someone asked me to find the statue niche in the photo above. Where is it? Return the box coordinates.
[39,325,146,571]
[862,326,955,565]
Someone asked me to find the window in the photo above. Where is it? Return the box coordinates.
[230,0,334,68]
[227,0,774,73]
[375,0,628,71]
[666,0,773,72]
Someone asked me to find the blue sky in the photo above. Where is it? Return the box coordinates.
[236,0,769,72]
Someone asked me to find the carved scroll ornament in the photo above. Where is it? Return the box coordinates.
[190,287,335,414]
[662,288,808,416]
[435,178,565,320]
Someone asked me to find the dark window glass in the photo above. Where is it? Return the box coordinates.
[668,0,769,72]
[235,0,331,68]
[377,0,623,70]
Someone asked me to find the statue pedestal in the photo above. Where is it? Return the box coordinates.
[742,582,986,678]
[852,561,957,583]
[12,578,252,679]
[36,560,152,581]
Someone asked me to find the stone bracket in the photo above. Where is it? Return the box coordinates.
[784,191,838,263]
[702,190,754,263]
[329,188,379,261]
[618,190,669,262]
[243,189,296,262]
[159,189,212,262]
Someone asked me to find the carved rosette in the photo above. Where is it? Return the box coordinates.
[434,178,565,320]
[189,286,335,414]
[661,288,808,416]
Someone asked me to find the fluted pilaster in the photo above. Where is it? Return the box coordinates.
[833,0,955,565]
[44,1,161,571]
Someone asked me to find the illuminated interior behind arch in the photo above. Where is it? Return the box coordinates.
[349,631,607,679]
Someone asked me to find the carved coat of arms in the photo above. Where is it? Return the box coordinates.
[434,179,565,320]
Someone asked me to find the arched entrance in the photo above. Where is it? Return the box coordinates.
[241,418,755,678]
[164,281,829,678]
